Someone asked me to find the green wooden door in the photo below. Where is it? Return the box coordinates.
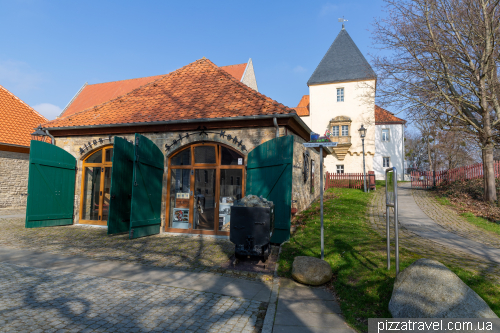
[107,137,134,235]
[129,134,164,239]
[246,136,293,243]
[26,141,76,228]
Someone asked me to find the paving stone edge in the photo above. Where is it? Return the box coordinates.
[261,245,283,333]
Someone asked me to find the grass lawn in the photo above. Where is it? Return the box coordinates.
[278,187,500,332]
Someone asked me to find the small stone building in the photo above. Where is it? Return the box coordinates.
[38,58,323,243]
[0,85,47,210]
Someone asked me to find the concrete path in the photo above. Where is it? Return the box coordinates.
[270,279,355,333]
[398,183,500,264]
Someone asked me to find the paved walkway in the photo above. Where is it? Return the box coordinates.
[398,183,500,263]
[270,279,354,333]
[0,216,252,279]
[369,183,500,280]
[0,247,270,332]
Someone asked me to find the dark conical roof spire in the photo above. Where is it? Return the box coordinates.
[307,29,376,86]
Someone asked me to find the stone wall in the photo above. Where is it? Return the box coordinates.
[291,134,321,213]
[55,126,318,234]
[0,150,29,209]
[55,126,282,226]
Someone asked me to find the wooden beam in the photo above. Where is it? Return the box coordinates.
[0,144,29,154]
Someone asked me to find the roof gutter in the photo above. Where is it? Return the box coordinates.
[44,113,307,131]
[0,142,29,148]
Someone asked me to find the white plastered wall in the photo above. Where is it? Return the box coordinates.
[373,123,405,180]
[302,79,376,174]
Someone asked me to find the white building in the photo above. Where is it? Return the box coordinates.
[295,27,406,180]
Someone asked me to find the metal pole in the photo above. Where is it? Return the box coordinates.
[320,145,324,260]
[394,168,399,274]
[385,177,390,270]
[362,137,367,192]
[386,206,390,270]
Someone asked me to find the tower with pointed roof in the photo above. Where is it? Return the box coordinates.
[296,27,406,179]
[299,27,377,175]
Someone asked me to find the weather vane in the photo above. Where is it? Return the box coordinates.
[338,17,348,29]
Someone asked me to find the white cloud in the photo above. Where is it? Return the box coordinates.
[0,59,44,92]
[33,103,62,121]
[320,3,338,16]
[293,66,307,73]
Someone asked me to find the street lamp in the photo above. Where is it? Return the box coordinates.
[31,125,53,144]
[358,124,367,192]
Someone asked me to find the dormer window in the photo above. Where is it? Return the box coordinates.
[337,88,344,102]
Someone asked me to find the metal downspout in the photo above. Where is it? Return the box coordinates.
[45,130,55,145]
[273,117,279,138]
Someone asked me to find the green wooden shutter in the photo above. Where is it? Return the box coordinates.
[107,137,134,235]
[246,136,294,243]
[25,141,76,228]
[129,134,164,239]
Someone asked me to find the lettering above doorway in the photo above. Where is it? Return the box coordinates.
[165,126,247,152]
[78,136,132,155]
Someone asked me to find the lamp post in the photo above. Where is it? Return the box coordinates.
[31,125,53,144]
[358,125,367,192]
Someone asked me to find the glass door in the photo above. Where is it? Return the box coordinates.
[166,143,246,235]
[81,167,102,221]
[80,146,113,225]
[169,169,191,229]
[193,169,216,230]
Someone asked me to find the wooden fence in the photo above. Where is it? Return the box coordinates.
[325,171,375,190]
[411,161,500,189]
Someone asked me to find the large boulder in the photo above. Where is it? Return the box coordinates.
[389,258,498,318]
[292,256,332,286]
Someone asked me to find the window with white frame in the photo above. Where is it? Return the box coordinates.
[337,88,344,102]
[382,129,390,142]
[332,125,339,136]
[383,157,390,168]
[341,125,349,136]
[336,165,344,174]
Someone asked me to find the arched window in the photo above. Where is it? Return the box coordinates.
[80,145,113,225]
[167,143,245,235]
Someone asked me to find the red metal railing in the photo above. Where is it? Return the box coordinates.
[411,161,500,189]
[325,171,375,190]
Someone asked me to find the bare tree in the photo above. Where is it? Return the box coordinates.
[372,0,500,201]
[405,130,429,171]
[406,122,479,172]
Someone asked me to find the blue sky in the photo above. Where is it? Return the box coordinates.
[0,0,388,120]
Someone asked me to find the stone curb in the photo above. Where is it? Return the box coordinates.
[261,245,283,333]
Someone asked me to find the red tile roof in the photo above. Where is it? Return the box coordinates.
[294,95,310,116]
[219,63,247,81]
[60,75,165,118]
[44,58,293,129]
[60,63,249,119]
[0,85,48,147]
[375,105,405,124]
